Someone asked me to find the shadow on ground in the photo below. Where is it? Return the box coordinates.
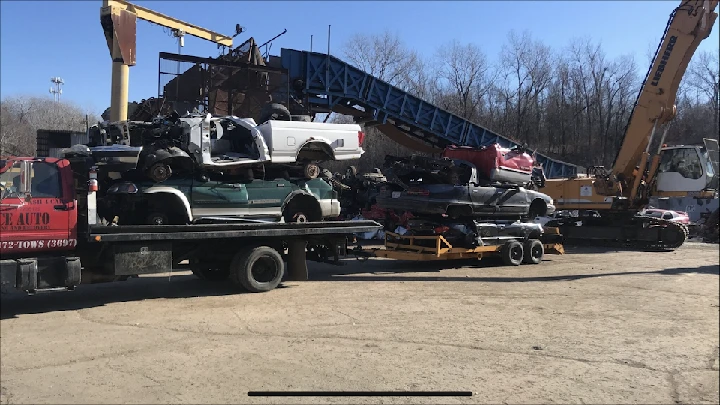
[1,257,717,320]
[0,273,270,320]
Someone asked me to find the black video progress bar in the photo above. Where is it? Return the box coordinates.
[248,391,473,397]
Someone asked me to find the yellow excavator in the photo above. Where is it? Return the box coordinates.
[542,0,719,249]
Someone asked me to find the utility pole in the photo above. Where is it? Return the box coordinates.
[49,77,64,102]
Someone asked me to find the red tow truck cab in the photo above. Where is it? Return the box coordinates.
[0,157,78,256]
[442,144,535,185]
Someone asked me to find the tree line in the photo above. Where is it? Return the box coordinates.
[0,96,101,157]
[334,30,719,173]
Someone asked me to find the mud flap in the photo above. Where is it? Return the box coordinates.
[286,239,308,281]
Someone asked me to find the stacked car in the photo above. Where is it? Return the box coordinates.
[76,110,366,225]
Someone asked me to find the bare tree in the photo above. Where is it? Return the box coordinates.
[0,95,100,157]
[431,40,492,122]
[342,30,420,88]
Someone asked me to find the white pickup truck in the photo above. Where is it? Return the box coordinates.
[85,112,366,182]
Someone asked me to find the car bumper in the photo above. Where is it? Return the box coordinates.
[318,199,341,218]
[546,203,557,216]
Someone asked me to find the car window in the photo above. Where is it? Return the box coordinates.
[662,212,674,220]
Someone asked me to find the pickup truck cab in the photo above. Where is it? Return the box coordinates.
[99,171,340,225]
[376,158,556,220]
[87,113,365,182]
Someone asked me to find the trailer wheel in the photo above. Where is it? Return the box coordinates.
[501,240,524,266]
[522,239,544,264]
[229,246,285,293]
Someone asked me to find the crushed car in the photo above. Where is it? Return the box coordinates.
[86,110,365,183]
[375,154,556,220]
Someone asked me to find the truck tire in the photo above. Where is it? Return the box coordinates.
[522,239,544,264]
[283,195,322,223]
[259,103,291,123]
[501,240,524,266]
[229,246,285,293]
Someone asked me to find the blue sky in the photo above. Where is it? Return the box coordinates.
[1,1,718,115]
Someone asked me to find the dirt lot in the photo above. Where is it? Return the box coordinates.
[1,242,718,404]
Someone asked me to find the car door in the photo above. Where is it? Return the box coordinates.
[244,176,292,218]
[190,176,250,218]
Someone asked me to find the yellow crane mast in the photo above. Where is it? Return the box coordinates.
[100,0,233,121]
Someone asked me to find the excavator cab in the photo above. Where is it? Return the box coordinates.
[655,139,718,194]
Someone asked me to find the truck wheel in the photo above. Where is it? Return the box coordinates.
[283,196,322,223]
[147,162,172,183]
[229,246,285,293]
[304,162,320,179]
[522,239,544,264]
[259,103,291,123]
[501,240,524,266]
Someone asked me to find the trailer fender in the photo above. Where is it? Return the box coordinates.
[143,187,194,223]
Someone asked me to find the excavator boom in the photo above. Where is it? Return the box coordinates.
[613,0,718,180]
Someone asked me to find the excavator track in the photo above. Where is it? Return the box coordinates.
[548,215,689,251]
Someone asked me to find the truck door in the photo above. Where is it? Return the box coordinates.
[0,159,74,255]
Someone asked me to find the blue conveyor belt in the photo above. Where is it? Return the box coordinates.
[280,49,577,178]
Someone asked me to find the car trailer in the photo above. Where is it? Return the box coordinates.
[352,227,564,266]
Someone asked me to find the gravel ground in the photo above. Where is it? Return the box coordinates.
[1,242,718,404]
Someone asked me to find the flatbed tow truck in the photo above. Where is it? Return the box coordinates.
[1,155,381,294]
[1,155,564,297]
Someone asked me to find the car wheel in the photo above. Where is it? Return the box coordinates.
[147,162,172,183]
[283,196,322,223]
[303,163,320,179]
[146,211,169,225]
[259,103,291,123]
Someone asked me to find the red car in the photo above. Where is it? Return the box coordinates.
[641,208,690,224]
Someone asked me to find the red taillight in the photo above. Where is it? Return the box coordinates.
[88,168,99,192]
[358,131,365,147]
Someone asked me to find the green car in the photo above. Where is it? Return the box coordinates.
[101,174,340,225]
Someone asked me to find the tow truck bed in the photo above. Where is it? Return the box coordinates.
[88,220,382,242]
